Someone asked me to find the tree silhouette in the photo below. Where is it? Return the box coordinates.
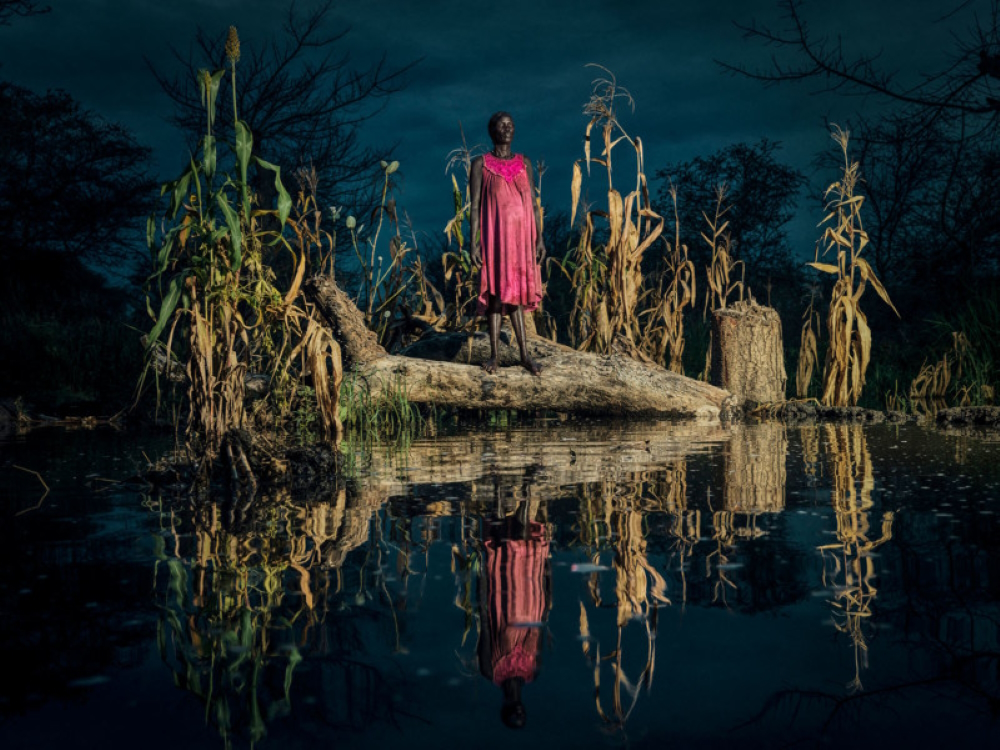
[655,139,806,298]
[0,83,156,269]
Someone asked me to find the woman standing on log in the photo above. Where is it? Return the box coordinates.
[470,112,546,375]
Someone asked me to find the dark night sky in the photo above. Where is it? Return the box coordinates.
[0,0,982,257]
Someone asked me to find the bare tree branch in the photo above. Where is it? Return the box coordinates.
[146,0,418,211]
[0,0,48,26]
[719,0,1000,118]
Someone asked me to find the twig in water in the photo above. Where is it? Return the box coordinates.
[13,465,51,516]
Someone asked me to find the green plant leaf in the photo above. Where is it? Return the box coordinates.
[168,169,193,219]
[198,69,225,133]
[202,135,216,181]
[253,156,292,227]
[146,214,157,254]
[216,192,243,269]
[235,119,253,213]
[147,276,182,348]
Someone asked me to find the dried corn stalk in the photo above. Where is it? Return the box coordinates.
[809,126,899,407]
[796,294,821,398]
[566,66,666,357]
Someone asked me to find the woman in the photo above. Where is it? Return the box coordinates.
[470,111,546,375]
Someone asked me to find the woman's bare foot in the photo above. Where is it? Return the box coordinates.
[521,357,542,376]
[482,357,500,375]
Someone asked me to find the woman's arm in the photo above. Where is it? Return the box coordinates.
[523,158,546,264]
[469,156,484,267]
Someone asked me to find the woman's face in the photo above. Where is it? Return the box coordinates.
[491,115,515,146]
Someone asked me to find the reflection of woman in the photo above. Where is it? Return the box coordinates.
[470,111,546,376]
[477,500,552,729]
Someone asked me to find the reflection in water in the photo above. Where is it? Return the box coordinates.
[576,473,673,729]
[149,485,389,747]
[476,486,551,729]
[709,423,788,607]
[817,425,894,692]
[3,422,976,747]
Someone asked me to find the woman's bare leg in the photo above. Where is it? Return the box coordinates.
[511,306,541,376]
[482,295,502,374]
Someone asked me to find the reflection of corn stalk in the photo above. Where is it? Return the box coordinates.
[800,424,820,479]
[817,425,895,693]
[576,476,671,730]
[151,486,384,746]
[707,509,738,607]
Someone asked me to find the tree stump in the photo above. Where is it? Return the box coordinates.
[711,301,787,408]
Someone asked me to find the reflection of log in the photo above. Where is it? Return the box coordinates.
[359,421,732,498]
[306,275,734,420]
[723,422,787,513]
[711,301,786,407]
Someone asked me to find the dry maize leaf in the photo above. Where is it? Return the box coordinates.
[807,262,839,275]
[824,227,852,249]
[284,249,307,305]
[856,308,871,377]
[603,134,628,156]
[579,601,591,656]
[856,257,899,316]
[633,219,664,258]
[608,190,623,246]
[570,161,583,228]
[584,117,597,174]
[597,299,611,348]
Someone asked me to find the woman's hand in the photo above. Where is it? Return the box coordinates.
[471,239,482,268]
[535,236,546,265]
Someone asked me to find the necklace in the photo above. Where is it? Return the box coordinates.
[491,148,514,160]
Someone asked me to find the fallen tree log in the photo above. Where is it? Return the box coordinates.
[304,275,735,420]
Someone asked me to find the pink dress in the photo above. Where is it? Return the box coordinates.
[477,153,543,315]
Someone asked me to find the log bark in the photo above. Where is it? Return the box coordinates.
[305,275,734,420]
[711,301,787,407]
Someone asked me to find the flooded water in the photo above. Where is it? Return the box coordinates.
[1,420,999,749]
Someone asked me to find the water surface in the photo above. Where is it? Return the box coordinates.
[1,421,998,749]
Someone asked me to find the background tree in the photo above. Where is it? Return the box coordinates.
[654,139,806,311]
[0,83,157,269]
[0,82,155,411]
[727,1,1000,291]
[148,0,415,213]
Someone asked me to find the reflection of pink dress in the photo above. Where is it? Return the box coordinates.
[477,153,543,315]
[481,526,550,685]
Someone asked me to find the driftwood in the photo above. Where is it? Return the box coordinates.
[304,275,735,420]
